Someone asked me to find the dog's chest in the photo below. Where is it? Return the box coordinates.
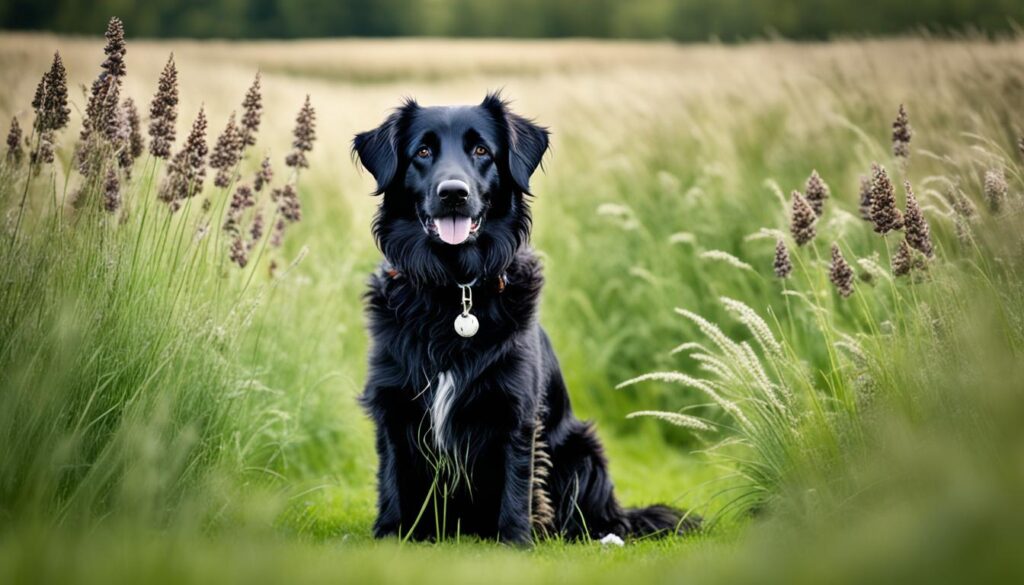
[429,370,459,452]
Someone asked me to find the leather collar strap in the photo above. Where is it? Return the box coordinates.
[382,262,507,294]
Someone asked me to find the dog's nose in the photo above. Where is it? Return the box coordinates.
[437,179,469,206]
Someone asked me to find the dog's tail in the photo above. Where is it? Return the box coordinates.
[624,504,702,537]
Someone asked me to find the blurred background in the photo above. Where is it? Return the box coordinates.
[1,0,1022,39]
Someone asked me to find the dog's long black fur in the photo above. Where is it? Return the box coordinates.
[354,93,699,544]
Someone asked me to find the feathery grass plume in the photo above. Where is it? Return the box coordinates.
[210,112,243,188]
[103,166,120,213]
[804,170,830,217]
[223,183,255,235]
[6,117,24,166]
[720,297,783,359]
[618,371,748,422]
[892,239,913,277]
[149,56,178,159]
[790,190,817,246]
[983,168,1007,213]
[285,95,316,169]
[270,218,286,248]
[699,249,753,271]
[902,180,933,258]
[101,17,127,79]
[528,417,554,536]
[122,98,144,160]
[829,244,854,298]
[240,72,262,147]
[626,411,714,432]
[857,253,889,284]
[869,163,904,234]
[254,156,273,192]
[773,239,792,279]
[229,236,248,268]
[857,174,873,221]
[892,103,912,160]
[159,107,208,210]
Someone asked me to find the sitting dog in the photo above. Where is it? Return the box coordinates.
[353,93,699,543]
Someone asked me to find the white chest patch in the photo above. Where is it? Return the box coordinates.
[430,370,458,452]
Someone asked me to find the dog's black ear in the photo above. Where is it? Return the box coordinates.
[482,92,550,195]
[352,99,418,195]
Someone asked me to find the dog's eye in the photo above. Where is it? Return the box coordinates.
[473,145,489,157]
[416,146,431,158]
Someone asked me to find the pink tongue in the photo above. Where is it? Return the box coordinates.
[435,216,472,245]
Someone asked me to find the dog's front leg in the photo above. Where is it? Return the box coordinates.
[497,422,534,545]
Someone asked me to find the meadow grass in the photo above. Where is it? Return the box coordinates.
[1,24,1023,583]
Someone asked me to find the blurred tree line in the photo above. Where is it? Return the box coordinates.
[1,0,1020,39]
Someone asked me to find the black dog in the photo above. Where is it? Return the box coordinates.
[354,93,699,544]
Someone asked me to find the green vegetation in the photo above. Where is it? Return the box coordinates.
[3,0,1023,40]
[1,18,1023,584]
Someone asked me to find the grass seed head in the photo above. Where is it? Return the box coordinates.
[159,107,208,208]
[248,210,264,248]
[277,183,301,223]
[211,112,243,188]
[829,243,854,298]
[229,235,248,268]
[869,163,904,234]
[37,52,70,133]
[254,156,273,192]
[983,168,1007,214]
[902,180,933,258]
[804,170,830,217]
[101,17,127,80]
[5,117,23,166]
[148,55,179,159]
[892,239,913,277]
[773,239,792,279]
[285,95,316,169]
[103,166,120,213]
[223,183,255,235]
[858,174,873,221]
[240,72,262,147]
[892,103,912,160]
[790,190,817,246]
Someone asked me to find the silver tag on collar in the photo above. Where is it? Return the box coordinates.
[455,282,479,337]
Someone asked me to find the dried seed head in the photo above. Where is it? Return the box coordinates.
[101,17,127,80]
[829,244,854,298]
[902,180,933,258]
[285,95,316,169]
[773,239,792,279]
[36,52,70,133]
[159,107,208,207]
[5,117,24,166]
[857,174,873,221]
[271,217,286,248]
[223,183,255,234]
[229,236,248,268]
[869,163,904,234]
[149,55,179,159]
[804,170,830,217]
[240,72,262,147]
[32,130,56,167]
[277,183,301,223]
[122,96,144,158]
[103,166,120,213]
[210,112,243,188]
[983,168,1007,213]
[892,239,912,277]
[254,156,273,192]
[249,210,265,248]
[892,104,912,160]
[790,190,817,246]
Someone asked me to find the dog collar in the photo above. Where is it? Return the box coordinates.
[381,261,507,339]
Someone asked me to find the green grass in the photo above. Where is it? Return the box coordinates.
[1,30,1024,584]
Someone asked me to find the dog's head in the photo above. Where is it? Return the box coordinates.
[353,92,549,285]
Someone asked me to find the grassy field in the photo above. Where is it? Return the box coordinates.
[1,25,1023,583]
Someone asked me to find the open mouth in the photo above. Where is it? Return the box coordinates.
[425,215,483,245]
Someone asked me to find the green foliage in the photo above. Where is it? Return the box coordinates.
[2,0,1022,40]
